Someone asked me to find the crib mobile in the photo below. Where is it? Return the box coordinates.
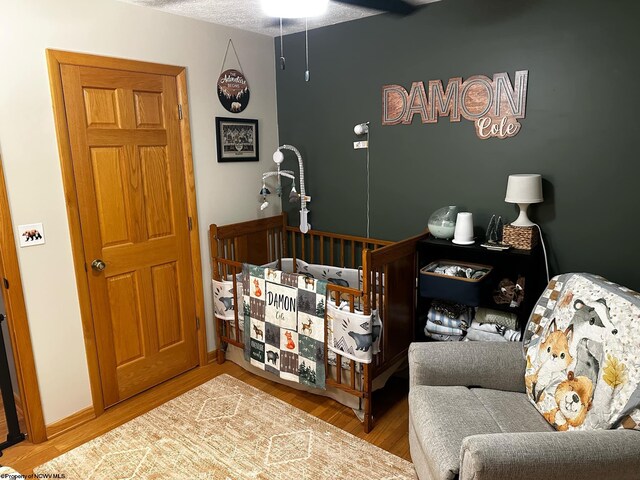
[260,144,311,233]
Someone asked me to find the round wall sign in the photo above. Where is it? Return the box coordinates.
[217,69,250,113]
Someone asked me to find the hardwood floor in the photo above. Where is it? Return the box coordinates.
[1,360,411,474]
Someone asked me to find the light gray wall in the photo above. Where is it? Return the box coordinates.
[275,0,640,291]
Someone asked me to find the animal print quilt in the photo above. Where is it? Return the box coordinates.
[523,273,640,431]
[243,264,326,389]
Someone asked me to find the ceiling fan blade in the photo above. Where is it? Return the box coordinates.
[335,0,418,15]
[263,17,300,29]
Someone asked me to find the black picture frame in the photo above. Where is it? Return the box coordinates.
[215,117,259,162]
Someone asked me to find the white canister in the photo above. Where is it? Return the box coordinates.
[452,212,474,245]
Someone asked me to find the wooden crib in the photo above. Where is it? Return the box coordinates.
[209,213,427,432]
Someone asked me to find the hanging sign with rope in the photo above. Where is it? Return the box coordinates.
[217,39,250,113]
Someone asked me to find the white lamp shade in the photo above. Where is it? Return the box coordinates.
[505,174,543,204]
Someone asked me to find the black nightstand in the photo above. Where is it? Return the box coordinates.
[417,237,547,340]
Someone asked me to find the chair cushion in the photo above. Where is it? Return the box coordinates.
[409,386,553,480]
[523,273,640,431]
[471,388,555,433]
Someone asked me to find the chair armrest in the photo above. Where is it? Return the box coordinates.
[460,430,640,480]
[408,341,525,392]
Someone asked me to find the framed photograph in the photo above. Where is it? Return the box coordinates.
[215,117,259,162]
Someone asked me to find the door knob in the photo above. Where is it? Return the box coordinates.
[91,259,107,272]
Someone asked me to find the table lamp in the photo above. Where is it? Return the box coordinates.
[505,174,543,227]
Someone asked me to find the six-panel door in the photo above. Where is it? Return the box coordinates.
[60,65,198,407]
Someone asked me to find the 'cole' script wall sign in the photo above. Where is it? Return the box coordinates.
[382,70,528,140]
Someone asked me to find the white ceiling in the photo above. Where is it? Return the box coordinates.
[118,0,439,37]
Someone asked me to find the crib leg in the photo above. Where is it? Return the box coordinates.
[215,317,226,364]
[363,363,373,433]
[217,347,226,364]
[364,398,373,433]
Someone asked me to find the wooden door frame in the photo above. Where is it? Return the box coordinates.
[46,49,207,418]
[0,155,47,443]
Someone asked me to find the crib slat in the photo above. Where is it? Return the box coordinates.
[324,294,329,372]
[319,235,324,264]
[220,241,233,280]
[351,240,355,268]
[301,232,306,261]
[309,232,314,263]
[350,360,356,389]
[273,229,277,261]
[224,240,231,278]
[266,230,270,262]
[340,239,345,267]
[220,242,226,278]
[336,353,342,384]
[233,238,239,271]
[292,232,297,270]
[268,229,274,262]
[283,227,289,258]
[381,265,389,364]
[330,239,334,266]
[371,269,377,310]
[233,269,241,344]
[273,229,278,262]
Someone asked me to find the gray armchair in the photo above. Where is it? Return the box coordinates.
[408,341,640,480]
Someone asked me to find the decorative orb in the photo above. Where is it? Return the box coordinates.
[273,150,285,164]
[428,206,459,239]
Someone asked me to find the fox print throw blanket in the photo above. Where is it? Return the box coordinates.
[523,273,640,431]
[243,264,326,389]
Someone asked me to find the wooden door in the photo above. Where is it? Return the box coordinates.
[60,64,198,407]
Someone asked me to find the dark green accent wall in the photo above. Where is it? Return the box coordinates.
[275,0,640,290]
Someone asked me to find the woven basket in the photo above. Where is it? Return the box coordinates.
[502,225,539,250]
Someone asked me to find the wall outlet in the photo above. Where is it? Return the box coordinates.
[353,141,369,149]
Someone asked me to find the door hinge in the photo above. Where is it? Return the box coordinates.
[178,104,183,120]
[196,317,200,329]
[2,278,8,289]
[188,216,193,231]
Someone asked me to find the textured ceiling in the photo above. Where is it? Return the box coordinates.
[118,0,440,37]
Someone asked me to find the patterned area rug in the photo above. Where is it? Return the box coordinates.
[35,374,416,479]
